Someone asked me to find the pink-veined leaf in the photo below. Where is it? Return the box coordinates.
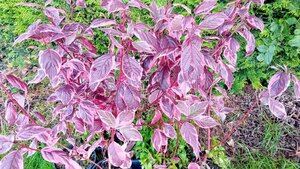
[27,139,37,157]
[101,0,126,14]
[268,72,290,97]
[29,69,46,84]
[16,125,48,140]
[193,115,219,129]
[5,102,17,124]
[246,15,264,32]
[156,66,171,91]
[194,0,217,15]
[160,96,181,120]
[77,102,95,124]
[41,147,82,169]
[73,117,86,133]
[259,89,270,105]
[152,129,168,152]
[199,12,228,30]
[219,62,233,89]
[108,142,131,168]
[151,110,162,125]
[43,7,65,26]
[0,151,23,169]
[116,111,135,127]
[77,37,97,53]
[223,37,240,67]
[6,74,28,95]
[238,27,256,56]
[39,49,62,82]
[268,98,286,119]
[180,122,200,159]
[181,35,203,73]
[13,19,41,46]
[292,75,300,99]
[132,41,155,53]
[12,94,25,108]
[115,81,140,111]
[119,126,143,141]
[0,135,14,154]
[162,123,176,139]
[90,18,116,28]
[55,85,75,105]
[122,54,143,82]
[89,54,114,91]
[98,110,116,128]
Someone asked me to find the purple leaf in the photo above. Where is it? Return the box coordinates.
[16,2,41,7]
[116,111,135,127]
[89,54,114,91]
[101,0,126,14]
[43,7,65,26]
[6,74,28,95]
[108,142,131,168]
[269,98,286,119]
[199,12,228,30]
[246,15,264,32]
[151,110,162,125]
[115,81,140,111]
[156,66,171,91]
[259,89,270,105]
[0,151,23,169]
[76,0,86,8]
[181,35,203,73]
[194,0,217,15]
[122,54,143,82]
[268,72,290,97]
[29,69,46,84]
[132,41,155,53]
[180,122,200,159]
[55,85,75,105]
[90,19,116,28]
[160,96,181,120]
[5,102,17,124]
[162,123,176,139]
[73,117,86,133]
[219,62,234,89]
[223,38,240,66]
[238,27,256,56]
[0,135,14,154]
[27,139,38,157]
[193,116,219,128]
[127,0,147,9]
[252,0,265,5]
[119,126,143,141]
[39,49,62,82]
[152,129,168,152]
[188,163,202,169]
[41,147,82,169]
[77,101,95,124]
[17,125,48,140]
[292,75,300,99]
[77,37,97,54]
[98,111,116,128]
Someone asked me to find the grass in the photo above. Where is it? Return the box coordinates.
[24,152,53,169]
[231,144,299,169]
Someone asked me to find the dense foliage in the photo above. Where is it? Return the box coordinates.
[0,0,299,169]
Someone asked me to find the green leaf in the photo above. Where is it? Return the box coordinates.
[264,52,273,65]
[257,54,264,61]
[257,45,267,52]
[288,35,300,47]
[294,29,300,35]
[285,17,297,25]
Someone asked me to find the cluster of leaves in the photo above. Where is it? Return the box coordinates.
[0,0,299,169]
[232,0,300,92]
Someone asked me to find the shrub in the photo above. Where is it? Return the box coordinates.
[0,0,299,169]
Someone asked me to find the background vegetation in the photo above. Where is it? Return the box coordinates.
[0,0,299,168]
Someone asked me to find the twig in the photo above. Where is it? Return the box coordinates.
[211,98,259,150]
[0,82,38,125]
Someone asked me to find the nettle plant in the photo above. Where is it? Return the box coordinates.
[0,0,299,168]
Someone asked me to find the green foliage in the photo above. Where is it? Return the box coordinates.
[208,137,231,168]
[230,145,299,169]
[232,0,300,93]
[24,152,53,169]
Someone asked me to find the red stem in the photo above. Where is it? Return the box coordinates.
[0,83,38,125]
[211,98,259,150]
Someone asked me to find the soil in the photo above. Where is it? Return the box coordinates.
[224,85,300,163]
